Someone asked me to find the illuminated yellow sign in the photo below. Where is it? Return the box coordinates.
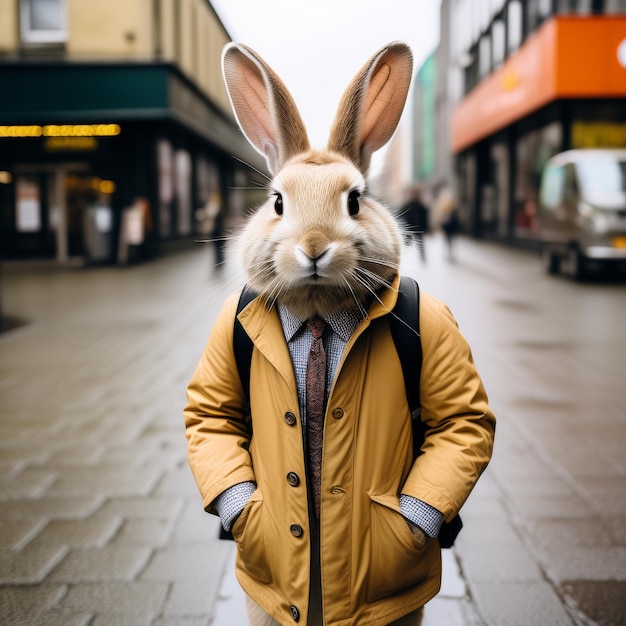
[44,137,98,151]
[0,124,121,138]
[572,122,626,148]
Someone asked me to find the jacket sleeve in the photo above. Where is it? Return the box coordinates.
[401,293,496,522]
[183,292,257,513]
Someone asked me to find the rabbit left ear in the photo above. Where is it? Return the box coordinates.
[222,43,310,174]
[328,42,413,176]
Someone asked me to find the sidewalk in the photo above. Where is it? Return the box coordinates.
[1,235,622,625]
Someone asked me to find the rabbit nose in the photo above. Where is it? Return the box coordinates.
[295,245,329,265]
[294,244,333,277]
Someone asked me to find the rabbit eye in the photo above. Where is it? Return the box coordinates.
[348,190,360,216]
[273,192,283,216]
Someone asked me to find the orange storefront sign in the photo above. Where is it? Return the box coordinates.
[451,16,626,153]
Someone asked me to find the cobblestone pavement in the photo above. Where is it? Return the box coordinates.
[0,234,624,625]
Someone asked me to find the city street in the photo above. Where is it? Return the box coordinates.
[0,234,624,625]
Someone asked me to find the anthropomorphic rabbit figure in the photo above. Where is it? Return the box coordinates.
[184,42,495,626]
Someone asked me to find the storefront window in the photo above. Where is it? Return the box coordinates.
[195,157,221,237]
[514,122,562,239]
[15,176,41,232]
[175,149,191,236]
[492,20,505,68]
[20,0,66,43]
[556,0,592,13]
[157,139,173,238]
[507,1,523,54]
[479,35,491,78]
[606,0,626,12]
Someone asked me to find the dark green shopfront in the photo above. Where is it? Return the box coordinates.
[0,62,263,263]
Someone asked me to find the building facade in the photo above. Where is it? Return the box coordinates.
[447,0,626,244]
[0,0,264,263]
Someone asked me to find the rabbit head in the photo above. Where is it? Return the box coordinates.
[222,42,413,319]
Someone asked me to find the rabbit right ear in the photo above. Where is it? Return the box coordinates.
[328,42,413,176]
[222,43,310,174]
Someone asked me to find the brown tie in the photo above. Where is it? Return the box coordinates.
[306,317,326,519]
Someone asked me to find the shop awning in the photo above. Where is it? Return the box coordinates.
[451,16,626,154]
[0,61,265,170]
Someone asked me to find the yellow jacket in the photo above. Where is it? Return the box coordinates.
[184,275,495,625]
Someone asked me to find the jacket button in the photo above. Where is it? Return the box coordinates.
[289,605,300,621]
[284,411,297,426]
[332,407,344,419]
[290,524,303,537]
[287,472,300,487]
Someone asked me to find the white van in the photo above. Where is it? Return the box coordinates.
[538,149,626,279]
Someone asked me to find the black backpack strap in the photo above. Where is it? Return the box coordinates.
[390,276,422,417]
[389,276,423,459]
[233,285,258,407]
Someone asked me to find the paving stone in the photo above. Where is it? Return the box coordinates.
[58,581,169,618]
[519,517,616,550]
[32,515,122,550]
[88,614,152,626]
[0,584,66,622]
[423,596,482,626]
[504,492,593,521]
[0,447,53,467]
[456,544,544,584]
[470,581,574,626]
[109,517,173,548]
[0,467,56,500]
[162,579,219,617]
[170,500,220,546]
[154,466,203,498]
[96,496,185,520]
[152,617,210,626]
[0,511,46,549]
[559,580,626,626]
[47,466,162,498]
[0,540,68,584]
[47,545,153,583]
[2,495,105,520]
[140,543,229,583]
[10,610,94,626]
[540,546,626,585]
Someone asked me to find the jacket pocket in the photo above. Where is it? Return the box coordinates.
[231,489,273,584]
[367,492,429,603]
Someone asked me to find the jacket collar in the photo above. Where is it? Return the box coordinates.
[237,274,401,382]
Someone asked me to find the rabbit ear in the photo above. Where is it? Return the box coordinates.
[328,42,413,176]
[222,43,310,174]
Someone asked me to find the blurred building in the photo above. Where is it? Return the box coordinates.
[409,0,454,216]
[0,0,264,264]
[414,0,626,244]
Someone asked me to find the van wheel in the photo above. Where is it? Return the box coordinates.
[567,247,587,281]
[542,246,560,275]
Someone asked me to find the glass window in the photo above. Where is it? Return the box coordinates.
[492,20,505,67]
[576,158,626,195]
[15,176,41,232]
[538,0,553,17]
[605,0,626,12]
[479,35,491,78]
[507,1,523,53]
[20,0,66,43]
[540,166,565,208]
[556,0,592,13]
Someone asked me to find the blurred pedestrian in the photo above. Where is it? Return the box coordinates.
[436,187,460,261]
[398,184,429,262]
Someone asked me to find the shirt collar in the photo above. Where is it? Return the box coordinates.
[278,304,364,343]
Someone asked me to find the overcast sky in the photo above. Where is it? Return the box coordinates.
[210,0,441,150]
